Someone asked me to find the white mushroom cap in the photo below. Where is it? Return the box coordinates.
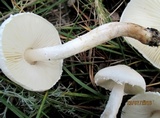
[0,13,63,91]
[120,0,160,68]
[121,92,160,118]
[95,65,146,94]
[94,65,146,118]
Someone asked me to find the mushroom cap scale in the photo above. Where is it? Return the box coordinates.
[120,0,160,69]
[0,13,63,91]
[121,92,160,118]
[94,65,146,94]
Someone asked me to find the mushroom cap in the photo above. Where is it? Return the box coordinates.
[120,0,160,69]
[121,92,160,118]
[94,65,146,94]
[0,13,63,91]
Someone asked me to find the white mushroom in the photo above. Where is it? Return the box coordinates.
[94,65,146,118]
[0,12,160,91]
[0,13,62,91]
[120,0,160,68]
[121,92,160,118]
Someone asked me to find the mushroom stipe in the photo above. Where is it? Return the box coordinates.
[146,28,160,46]
[25,22,160,63]
[0,12,160,91]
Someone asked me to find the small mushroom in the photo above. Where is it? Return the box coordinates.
[94,65,146,118]
[120,0,160,68]
[0,12,160,91]
[121,92,160,118]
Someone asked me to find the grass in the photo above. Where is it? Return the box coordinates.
[0,0,160,118]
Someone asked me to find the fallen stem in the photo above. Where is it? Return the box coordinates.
[25,22,160,63]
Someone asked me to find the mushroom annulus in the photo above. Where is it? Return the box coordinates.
[94,65,146,118]
[120,0,160,68]
[0,12,160,91]
[121,92,160,118]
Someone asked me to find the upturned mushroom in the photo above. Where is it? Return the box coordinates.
[94,65,146,118]
[0,12,160,91]
[120,0,160,68]
[121,92,160,118]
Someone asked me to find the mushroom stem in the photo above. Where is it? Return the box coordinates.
[101,84,124,118]
[24,22,160,63]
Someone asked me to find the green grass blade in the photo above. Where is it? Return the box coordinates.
[36,91,48,118]
[63,66,105,98]
[1,0,13,11]
[0,96,28,118]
